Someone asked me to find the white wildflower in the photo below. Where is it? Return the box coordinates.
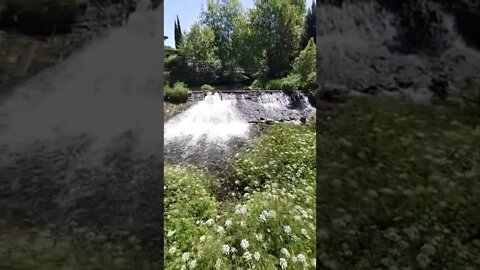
[200,235,206,242]
[216,226,225,234]
[253,252,261,261]
[188,260,197,269]
[231,247,237,253]
[225,219,232,227]
[255,233,263,241]
[241,239,250,250]
[297,254,306,263]
[205,219,214,226]
[167,230,175,237]
[292,256,298,263]
[243,251,252,261]
[281,248,290,257]
[283,225,292,234]
[168,247,176,254]
[182,252,190,262]
[280,258,288,269]
[222,245,230,255]
[259,214,267,222]
[240,220,246,227]
[235,204,248,215]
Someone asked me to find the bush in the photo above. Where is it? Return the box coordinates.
[165,55,180,70]
[303,71,317,90]
[0,0,79,36]
[201,84,215,91]
[231,124,316,190]
[165,82,191,104]
[164,124,316,269]
[266,75,300,91]
[292,38,316,85]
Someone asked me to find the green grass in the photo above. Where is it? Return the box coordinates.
[0,227,160,269]
[165,124,316,269]
[317,97,480,269]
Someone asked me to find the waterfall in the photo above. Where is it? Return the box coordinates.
[0,1,163,156]
[164,90,315,165]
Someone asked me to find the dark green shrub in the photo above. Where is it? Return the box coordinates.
[299,71,317,90]
[164,82,191,104]
[266,75,299,91]
[265,79,283,90]
[165,55,179,70]
[0,0,79,36]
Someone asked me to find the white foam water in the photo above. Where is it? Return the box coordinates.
[0,0,163,156]
[164,92,250,146]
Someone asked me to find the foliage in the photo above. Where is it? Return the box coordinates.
[0,0,79,36]
[317,97,480,269]
[249,0,305,78]
[165,124,316,269]
[231,124,316,190]
[165,54,179,69]
[201,0,245,70]
[171,0,309,85]
[174,15,183,49]
[0,227,160,269]
[301,1,316,48]
[180,23,221,72]
[292,38,316,89]
[201,84,215,91]
[164,82,191,104]
[266,75,300,91]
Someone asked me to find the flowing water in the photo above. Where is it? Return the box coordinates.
[0,0,163,255]
[164,90,314,166]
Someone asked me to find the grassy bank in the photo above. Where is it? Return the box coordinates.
[165,124,316,269]
[317,97,480,269]
[0,227,160,269]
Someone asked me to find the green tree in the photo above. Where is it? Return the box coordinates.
[174,15,183,49]
[301,1,316,48]
[292,37,316,88]
[250,0,306,79]
[180,23,221,72]
[201,0,245,70]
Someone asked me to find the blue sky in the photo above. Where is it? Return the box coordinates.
[164,0,315,47]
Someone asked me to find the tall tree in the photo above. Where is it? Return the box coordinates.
[301,1,316,48]
[250,0,306,79]
[201,0,245,71]
[174,15,183,49]
[180,23,221,71]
